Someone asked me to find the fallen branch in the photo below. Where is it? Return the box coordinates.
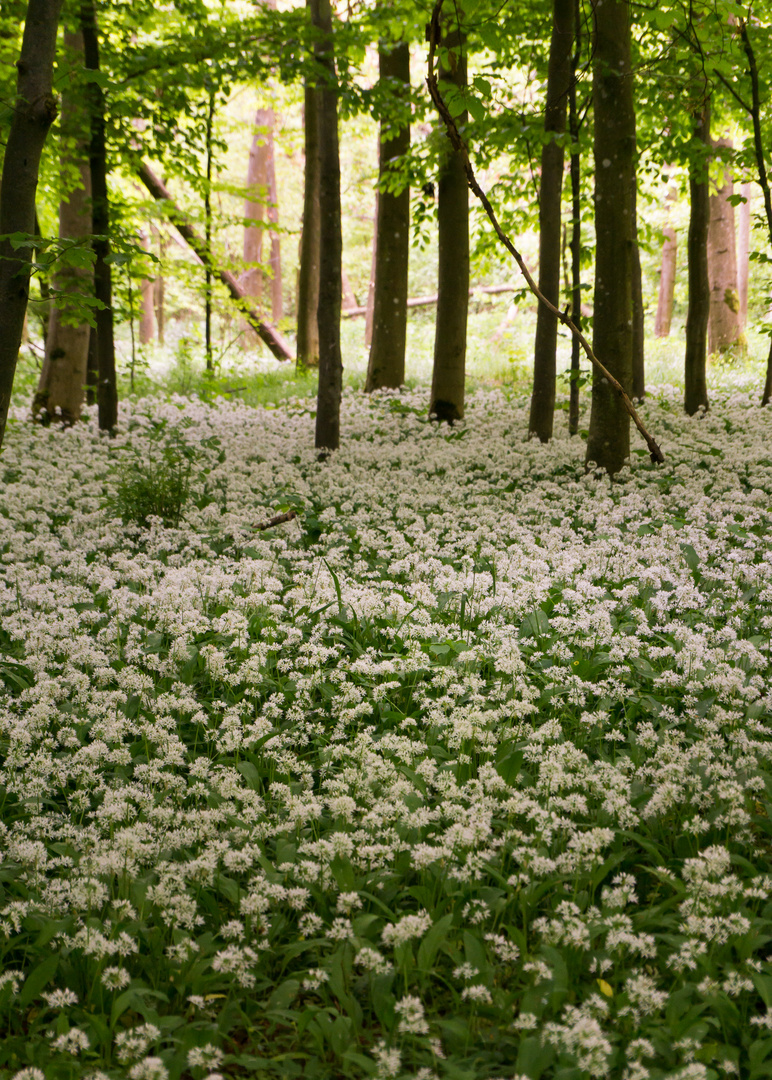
[252,510,298,531]
[425,0,665,465]
[342,282,518,318]
[137,161,294,363]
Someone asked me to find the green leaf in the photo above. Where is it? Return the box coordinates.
[19,954,59,1006]
[417,914,454,970]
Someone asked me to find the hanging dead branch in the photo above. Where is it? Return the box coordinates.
[425,0,665,465]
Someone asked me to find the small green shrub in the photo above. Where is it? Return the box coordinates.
[106,423,200,528]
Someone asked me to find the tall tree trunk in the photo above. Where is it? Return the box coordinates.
[34,28,92,425]
[365,39,411,393]
[204,85,215,372]
[430,19,468,423]
[138,228,156,345]
[684,100,710,415]
[81,0,117,431]
[364,194,377,348]
[297,78,321,368]
[311,0,342,453]
[737,181,751,332]
[152,222,165,344]
[242,106,282,321]
[654,184,677,339]
[567,0,582,437]
[631,200,645,400]
[0,0,62,454]
[707,136,741,354]
[529,0,574,441]
[585,0,635,474]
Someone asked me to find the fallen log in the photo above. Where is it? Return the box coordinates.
[137,161,294,362]
[342,282,517,318]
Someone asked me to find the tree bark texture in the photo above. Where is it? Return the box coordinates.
[137,162,293,360]
[529,0,574,441]
[81,0,117,431]
[365,39,411,393]
[430,21,469,423]
[243,107,282,321]
[585,0,636,474]
[34,29,92,425]
[0,0,62,454]
[737,181,751,331]
[296,78,321,368]
[655,226,677,337]
[311,0,343,453]
[684,102,710,415]
[631,208,645,400]
[707,137,741,354]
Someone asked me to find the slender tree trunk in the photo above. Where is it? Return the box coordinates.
[242,106,282,322]
[311,0,342,453]
[585,0,635,474]
[204,85,215,371]
[366,39,411,393]
[737,181,751,332]
[341,267,357,310]
[138,229,156,345]
[655,212,677,338]
[684,100,710,415]
[631,200,645,400]
[430,19,468,423]
[297,76,321,368]
[34,28,92,425]
[568,0,582,437]
[364,194,377,348]
[152,223,165,344]
[708,136,741,354]
[529,0,574,441]
[0,0,62,454]
[81,0,117,431]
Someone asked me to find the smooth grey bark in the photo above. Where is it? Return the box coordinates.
[430,21,468,423]
[296,77,321,368]
[311,0,342,453]
[365,39,411,393]
[529,0,575,441]
[585,0,636,474]
[684,101,710,416]
[34,29,92,425]
[0,0,62,454]
[81,0,117,431]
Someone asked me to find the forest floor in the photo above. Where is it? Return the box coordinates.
[1,362,772,1079]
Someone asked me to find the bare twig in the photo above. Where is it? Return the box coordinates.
[252,510,298,531]
[425,0,665,464]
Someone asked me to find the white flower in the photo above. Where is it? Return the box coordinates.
[395,995,429,1034]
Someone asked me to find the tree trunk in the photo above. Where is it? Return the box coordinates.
[365,39,411,393]
[34,28,92,425]
[341,266,358,310]
[138,229,156,345]
[311,0,343,453]
[364,194,377,348]
[296,78,321,368]
[0,0,62,454]
[430,19,469,423]
[631,207,645,400]
[568,0,582,437]
[137,162,293,360]
[243,107,276,314]
[684,101,710,415]
[737,181,751,332]
[585,0,635,474]
[152,223,165,344]
[529,0,574,441]
[707,136,741,354]
[654,213,677,338]
[81,0,117,431]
